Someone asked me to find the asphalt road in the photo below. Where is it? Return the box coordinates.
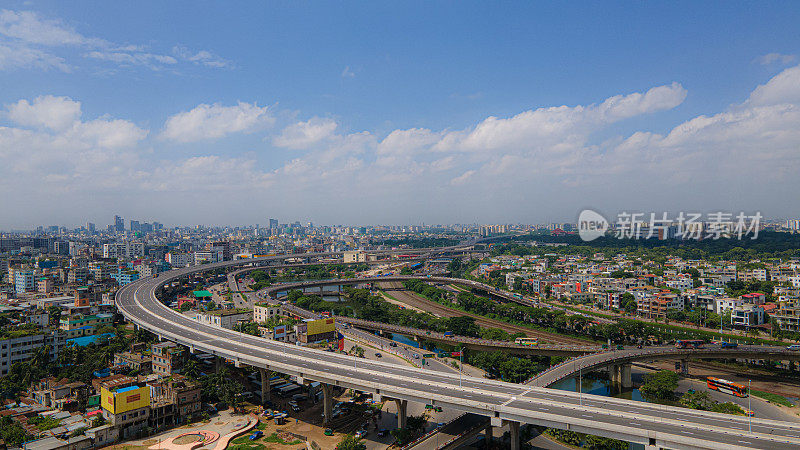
[117,260,800,449]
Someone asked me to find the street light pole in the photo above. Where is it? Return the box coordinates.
[748,379,752,433]
[459,347,463,388]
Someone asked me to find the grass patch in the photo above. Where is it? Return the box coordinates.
[228,444,265,450]
[380,291,398,301]
[752,390,795,407]
[263,433,302,445]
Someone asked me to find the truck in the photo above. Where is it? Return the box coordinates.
[719,341,738,349]
[443,331,453,337]
[276,384,302,397]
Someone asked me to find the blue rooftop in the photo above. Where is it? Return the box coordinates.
[67,333,114,347]
[116,385,139,393]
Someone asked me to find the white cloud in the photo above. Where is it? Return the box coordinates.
[274,118,338,149]
[0,9,98,46]
[85,50,178,68]
[172,46,232,68]
[757,53,796,65]
[433,82,686,154]
[0,43,69,71]
[6,95,82,130]
[0,9,231,73]
[450,170,475,185]
[747,64,800,106]
[5,65,800,227]
[341,66,355,78]
[161,102,274,143]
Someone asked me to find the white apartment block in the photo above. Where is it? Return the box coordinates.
[195,310,252,329]
[103,242,145,259]
[165,252,191,267]
[714,297,742,315]
[253,304,282,323]
[343,250,367,263]
[0,331,65,377]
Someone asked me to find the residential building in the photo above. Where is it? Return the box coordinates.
[165,252,190,267]
[0,330,66,377]
[14,270,35,294]
[100,383,150,439]
[343,250,367,263]
[731,304,765,328]
[103,242,145,259]
[37,277,55,294]
[253,303,282,323]
[113,351,153,374]
[196,309,251,329]
[147,374,201,428]
[151,341,185,376]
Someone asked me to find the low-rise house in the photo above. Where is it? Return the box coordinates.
[113,351,152,374]
[196,308,251,329]
[151,341,185,376]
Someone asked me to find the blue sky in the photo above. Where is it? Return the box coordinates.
[1,1,800,228]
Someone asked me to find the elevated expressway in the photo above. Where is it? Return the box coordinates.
[261,274,544,308]
[530,345,800,388]
[116,254,800,450]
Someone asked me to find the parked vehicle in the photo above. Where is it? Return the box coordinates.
[324,428,334,436]
[249,431,263,440]
[720,341,738,349]
[355,430,367,439]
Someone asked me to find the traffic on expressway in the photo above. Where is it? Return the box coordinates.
[116,254,800,450]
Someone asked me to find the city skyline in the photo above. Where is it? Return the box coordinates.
[2,3,800,228]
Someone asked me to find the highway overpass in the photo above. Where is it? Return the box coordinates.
[261,274,550,310]
[530,344,800,388]
[116,254,800,449]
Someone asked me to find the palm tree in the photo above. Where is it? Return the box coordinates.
[183,359,200,379]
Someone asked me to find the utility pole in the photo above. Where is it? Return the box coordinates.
[748,379,752,433]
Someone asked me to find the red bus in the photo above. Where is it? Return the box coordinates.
[675,339,704,349]
[707,377,748,397]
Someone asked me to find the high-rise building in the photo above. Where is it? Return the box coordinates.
[114,215,124,233]
[269,218,278,229]
[86,222,96,233]
[130,220,140,232]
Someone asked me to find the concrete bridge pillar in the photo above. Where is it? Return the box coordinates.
[680,359,688,376]
[608,364,620,391]
[485,424,493,444]
[394,399,408,429]
[621,364,632,389]
[575,376,580,393]
[321,383,334,424]
[509,420,520,450]
[259,368,270,404]
[215,356,222,373]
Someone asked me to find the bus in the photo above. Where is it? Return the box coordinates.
[675,339,704,349]
[707,377,748,397]
[515,337,538,346]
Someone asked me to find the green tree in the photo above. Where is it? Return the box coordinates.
[680,391,713,410]
[639,370,679,401]
[711,402,745,415]
[336,434,366,450]
[584,435,628,450]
